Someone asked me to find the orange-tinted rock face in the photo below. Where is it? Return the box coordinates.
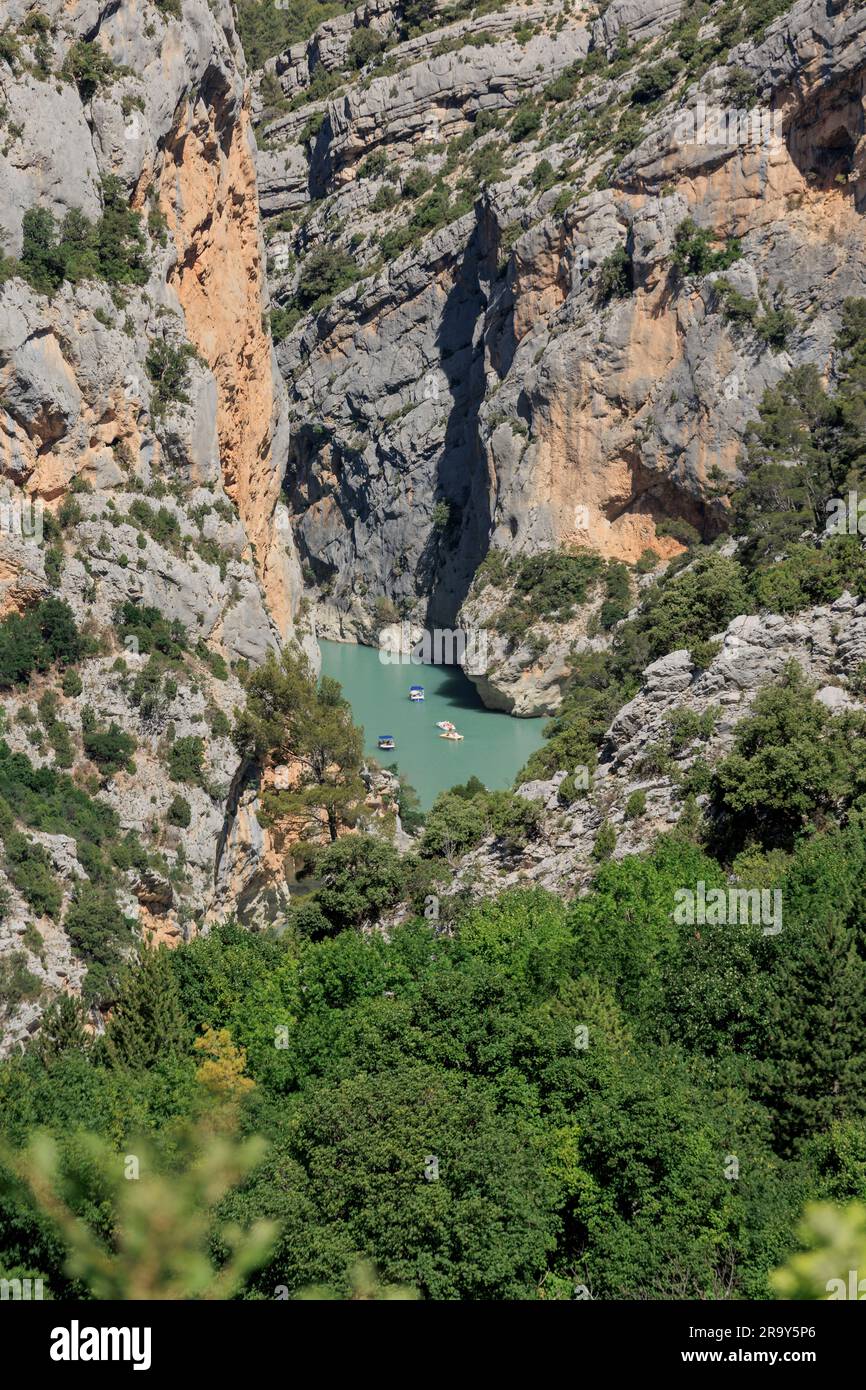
[492,78,866,571]
[161,97,296,637]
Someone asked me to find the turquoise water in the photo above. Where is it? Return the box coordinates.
[319,639,547,809]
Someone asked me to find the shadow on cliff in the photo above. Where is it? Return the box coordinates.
[420,222,492,630]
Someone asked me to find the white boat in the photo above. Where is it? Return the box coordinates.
[439,729,464,741]
[435,720,456,732]
[409,685,425,701]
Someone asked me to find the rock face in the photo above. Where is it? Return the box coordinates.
[0,0,306,1050]
[447,591,866,903]
[256,0,866,709]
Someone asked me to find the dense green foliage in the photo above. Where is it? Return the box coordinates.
[476,548,605,643]
[115,601,186,659]
[5,178,148,295]
[597,245,633,301]
[2,814,864,1298]
[5,0,862,1309]
[81,707,136,779]
[0,598,83,690]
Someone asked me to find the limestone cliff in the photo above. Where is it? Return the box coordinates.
[0,0,303,1049]
[257,0,866,710]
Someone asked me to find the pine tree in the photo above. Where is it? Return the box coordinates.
[104,946,188,1069]
[234,650,364,841]
[765,915,866,1151]
[34,993,89,1064]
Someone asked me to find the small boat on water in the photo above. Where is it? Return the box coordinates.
[439,729,464,741]
[377,734,396,750]
[435,720,457,732]
[409,685,425,701]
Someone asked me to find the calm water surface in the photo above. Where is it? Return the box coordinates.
[319,639,547,809]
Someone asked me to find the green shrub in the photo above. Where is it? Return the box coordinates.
[625,789,647,819]
[630,58,683,105]
[127,498,182,548]
[313,835,405,932]
[711,663,864,852]
[756,306,795,349]
[493,549,604,642]
[372,596,399,628]
[167,736,205,786]
[129,656,173,722]
[298,110,326,145]
[282,245,361,320]
[531,158,557,191]
[64,880,135,1004]
[359,150,389,180]
[690,638,722,671]
[672,218,741,277]
[544,61,582,103]
[167,794,192,828]
[116,601,186,659]
[0,950,41,1013]
[655,517,701,547]
[714,278,759,326]
[0,25,21,70]
[592,819,617,860]
[0,598,82,689]
[638,553,752,665]
[597,245,633,301]
[3,830,62,918]
[402,165,434,199]
[82,707,136,778]
[600,598,628,629]
[732,303,866,566]
[725,67,758,106]
[510,101,541,143]
[17,178,147,295]
[145,341,198,417]
[196,641,229,681]
[665,705,717,753]
[208,706,231,738]
[468,141,504,186]
[62,39,119,101]
[420,791,486,859]
[484,790,541,849]
[380,179,473,260]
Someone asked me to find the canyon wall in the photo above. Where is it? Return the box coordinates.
[0,0,304,1047]
[257,0,866,708]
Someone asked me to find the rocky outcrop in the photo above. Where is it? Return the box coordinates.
[444,588,866,902]
[0,0,306,1050]
[283,212,491,635]
[258,0,866,710]
[159,88,301,636]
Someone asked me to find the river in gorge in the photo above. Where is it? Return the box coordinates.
[319,639,547,809]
